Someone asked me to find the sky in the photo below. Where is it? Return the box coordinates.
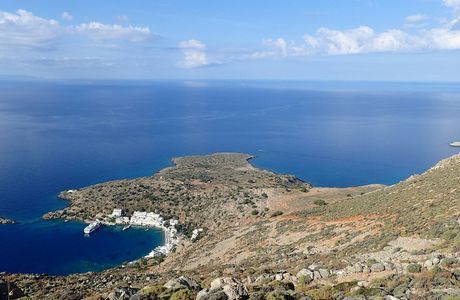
[1,0,460,81]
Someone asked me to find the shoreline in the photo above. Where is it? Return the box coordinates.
[0,217,15,225]
[89,209,180,261]
[4,152,460,299]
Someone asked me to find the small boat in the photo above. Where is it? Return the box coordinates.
[84,220,101,235]
[450,142,460,147]
[122,224,131,231]
[145,228,150,231]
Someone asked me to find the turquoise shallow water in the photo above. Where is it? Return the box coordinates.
[0,80,459,274]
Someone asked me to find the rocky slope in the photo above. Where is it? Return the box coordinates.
[3,153,460,299]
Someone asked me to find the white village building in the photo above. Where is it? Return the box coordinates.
[111,208,124,218]
[191,228,204,241]
[130,211,164,227]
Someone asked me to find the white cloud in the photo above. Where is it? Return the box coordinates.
[177,39,210,68]
[179,39,207,50]
[405,14,429,24]
[252,38,289,58]
[427,27,460,49]
[76,22,152,43]
[294,26,427,55]
[0,9,155,52]
[254,5,460,59]
[444,0,460,11]
[61,11,73,21]
[0,9,62,50]
[305,26,376,55]
[30,57,113,68]
[254,25,457,58]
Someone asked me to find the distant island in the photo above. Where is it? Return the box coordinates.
[0,217,15,225]
[3,152,460,299]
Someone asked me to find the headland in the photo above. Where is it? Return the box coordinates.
[3,152,460,299]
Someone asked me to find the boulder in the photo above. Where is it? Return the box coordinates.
[384,262,395,271]
[357,281,369,287]
[318,269,330,279]
[313,271,321,280]
[424,260,433,268]
[353,264,363,273]
[370,263,385,272]
[197,289,228,300]
[282,273,292,281]
[164,276,200,291]
[254,274,270,283]
[106,287,138,300]
[296,269,313,280]
[197,278,248,300]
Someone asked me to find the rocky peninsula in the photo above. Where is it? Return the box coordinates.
[3,152,460,299]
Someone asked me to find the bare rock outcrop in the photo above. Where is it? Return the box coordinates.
[197,277,248,300]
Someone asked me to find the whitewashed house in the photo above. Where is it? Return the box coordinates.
[111,208,124,218]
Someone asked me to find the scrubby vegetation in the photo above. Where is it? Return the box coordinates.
[7,153,460,299]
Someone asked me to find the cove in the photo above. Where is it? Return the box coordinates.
[0,220,164,275]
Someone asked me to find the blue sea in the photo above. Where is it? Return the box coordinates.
[0,80,460,275]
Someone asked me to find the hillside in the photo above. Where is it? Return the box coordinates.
[3,153,460,300]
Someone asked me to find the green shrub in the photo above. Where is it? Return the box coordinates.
[149,194,159,201]
[306,285,335,300]
[441,257,458,267]
[295,276,313,294]
[271,211,284,217]
[351,287,385,297]
[266,291,293,300]
[170,289,195,300]
[407,263,422,273]
[140,285,167,296]
[333,281,357,292]
[298,275,313,285]
[432,265,444,273]
[313,199,328,206]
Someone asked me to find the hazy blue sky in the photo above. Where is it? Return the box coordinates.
[1,0,460,81]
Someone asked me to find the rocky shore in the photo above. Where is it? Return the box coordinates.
[0,217,15,225]
[3,152,460,299]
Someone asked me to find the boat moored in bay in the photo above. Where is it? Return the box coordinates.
[84,220,101,235]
